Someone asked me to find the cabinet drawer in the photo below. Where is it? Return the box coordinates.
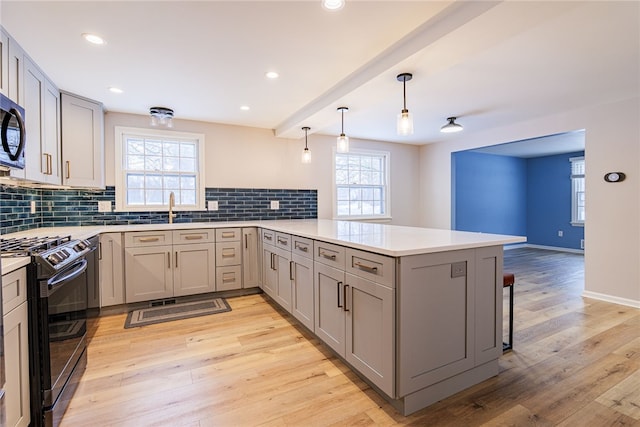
[314,240,346,269]
[125,231,172,248]
[262,229,276,245]
[346,248,395,288]
[2,267,27,314]
[216,241,242,266]
[292,235,313,259]
[216,228,241,242]
[173,229,215,244]
[216,265,242,291]
[275,232,291,251]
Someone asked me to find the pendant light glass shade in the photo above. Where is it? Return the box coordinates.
[301,126,312,164]
[440,117,463,133]
[397,110,413,136]
[396,73,413,136]
[336,107,349,153]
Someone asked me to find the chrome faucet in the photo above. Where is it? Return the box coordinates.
[168,191,176,224]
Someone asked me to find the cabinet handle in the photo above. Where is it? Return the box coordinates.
[354,262,378,273]
[320,251,337,260]
[222,232,235,238]
[175,251,178,268]
[222,276,235,283]
[47,153,52,175]
[295,243,308,252]
[264,234,273,241]
[270,253,275,270]
[222,249,235,258]
[167,251,171,268]
[66,160,71,179]
[139,237,160,243]
[277,238,288,245]
[245,234,248,249]
[337,281,343,308]
[289,261,294,281]
[98,242,102,260]
[184,235,203,240]
[344,284,350,312]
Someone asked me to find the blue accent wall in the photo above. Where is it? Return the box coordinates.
[527,152,584,249]
[452,151,527,236]
[452,150,585,250]
[0,185,317,235]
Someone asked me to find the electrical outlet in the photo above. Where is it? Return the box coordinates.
[97,201,112,212]
[30,200,36,214]
[208,200,219,211]
[270,200,280,210]
[581,239,585,249]
[558,230,563,237]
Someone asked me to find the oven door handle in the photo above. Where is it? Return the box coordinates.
[47,259,88,292]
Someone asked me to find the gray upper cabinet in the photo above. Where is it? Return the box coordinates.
[61,92,104,188]
[0,29,8,96]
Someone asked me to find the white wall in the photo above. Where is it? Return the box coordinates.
[104,112,421,226]
[419,96,640,307]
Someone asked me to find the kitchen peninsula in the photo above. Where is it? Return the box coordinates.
[1,219,525,416]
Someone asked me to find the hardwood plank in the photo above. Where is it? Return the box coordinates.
[59,248,640,427]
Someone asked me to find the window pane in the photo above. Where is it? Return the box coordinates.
[181,191,196,205]
[145,156,162,171]
[163,157,180,171]
[145,175,162,189]
[145,190,163,205]
[127,155,145,170]
[336,170,349,184]
[127,174,144,188]
[126,139,144,155]
[127,189,145,205]
[163,142,180,157]
[180,143,196,158]
[145,140,162,156]
[337,201,350,215]
[180,158,196,172]
[164,175,180,190]
[336,155,348,167]
[181,176,196,189]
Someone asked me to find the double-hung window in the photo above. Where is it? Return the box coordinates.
[570,156,585,225]
[334,149,390,219]
[114,127,206,211]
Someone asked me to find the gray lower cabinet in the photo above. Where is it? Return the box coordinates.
[99,233,125,307]
[313,262,346,355]
[262,236,293,312]
[291,253,314,331]
[242,228,259,288]
[2,267,30,427]
[173,242,216,296]
[125,244,174,302]
[262,243,278,298]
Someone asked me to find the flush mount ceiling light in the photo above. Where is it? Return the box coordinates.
[322,0,345,11]
[150,106,174,128]
[336,107,349,153]
[108,87,123,94]
[265,71,279,79]
[240,105,250,111]
[440,117,464,133]
[396,73,414,136]
[82,33,105,45]
[301,126,312,164]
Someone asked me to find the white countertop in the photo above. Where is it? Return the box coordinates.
[1,220,525,272]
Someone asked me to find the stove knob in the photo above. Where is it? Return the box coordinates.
[74,241,88,252]
[47,253,60,265]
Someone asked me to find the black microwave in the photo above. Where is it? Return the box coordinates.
[0,92,26,170]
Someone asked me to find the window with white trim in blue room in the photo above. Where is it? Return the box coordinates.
[570,156,585,225]
[334,150,390,219]
[114,127,205,211]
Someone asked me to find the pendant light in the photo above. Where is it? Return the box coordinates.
[440,117,463,133]
[301,126,312,164]
[336,107,349,153]
[396,73,413,136]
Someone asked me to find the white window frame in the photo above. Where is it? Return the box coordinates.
[333,148,391,220]
[570,156,585,226]
[114,126,206,212]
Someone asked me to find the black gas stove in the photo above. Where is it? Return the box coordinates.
[0,235,93,279]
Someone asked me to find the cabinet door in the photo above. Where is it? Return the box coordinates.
[125,246,173,303]
[291,253,314,331]
[3,301,30,427]
[0,30,8,96]
[314,262,346,356]
[22,56,45,182]
[41,77,60,184]
[262,245,278,298]
[275,247,292,312]
[345,273,395,397]
[99,233,124,307]
[397,250,475,397]
[242,228,259,288]
[7,35,23,104]
[173,243,216,296]
[475,246,503,364]
[61,93,104,188]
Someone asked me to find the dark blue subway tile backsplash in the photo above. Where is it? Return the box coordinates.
[0,185,317,235]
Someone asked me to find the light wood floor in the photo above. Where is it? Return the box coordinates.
[61,248,640,426]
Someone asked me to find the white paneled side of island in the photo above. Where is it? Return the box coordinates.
[0,219,525,415]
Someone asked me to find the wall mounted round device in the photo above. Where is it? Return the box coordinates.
[604,172,626,182]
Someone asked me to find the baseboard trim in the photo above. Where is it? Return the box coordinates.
[522,244,584,254]
[582,291,640,309]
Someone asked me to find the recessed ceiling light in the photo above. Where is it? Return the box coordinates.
[82,33,106,45]
[265,71,279,79]
[322,0,345,11]
[240,105,250,111]
[108,87,123,94]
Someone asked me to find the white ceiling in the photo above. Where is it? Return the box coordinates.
[1,1,638,151]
